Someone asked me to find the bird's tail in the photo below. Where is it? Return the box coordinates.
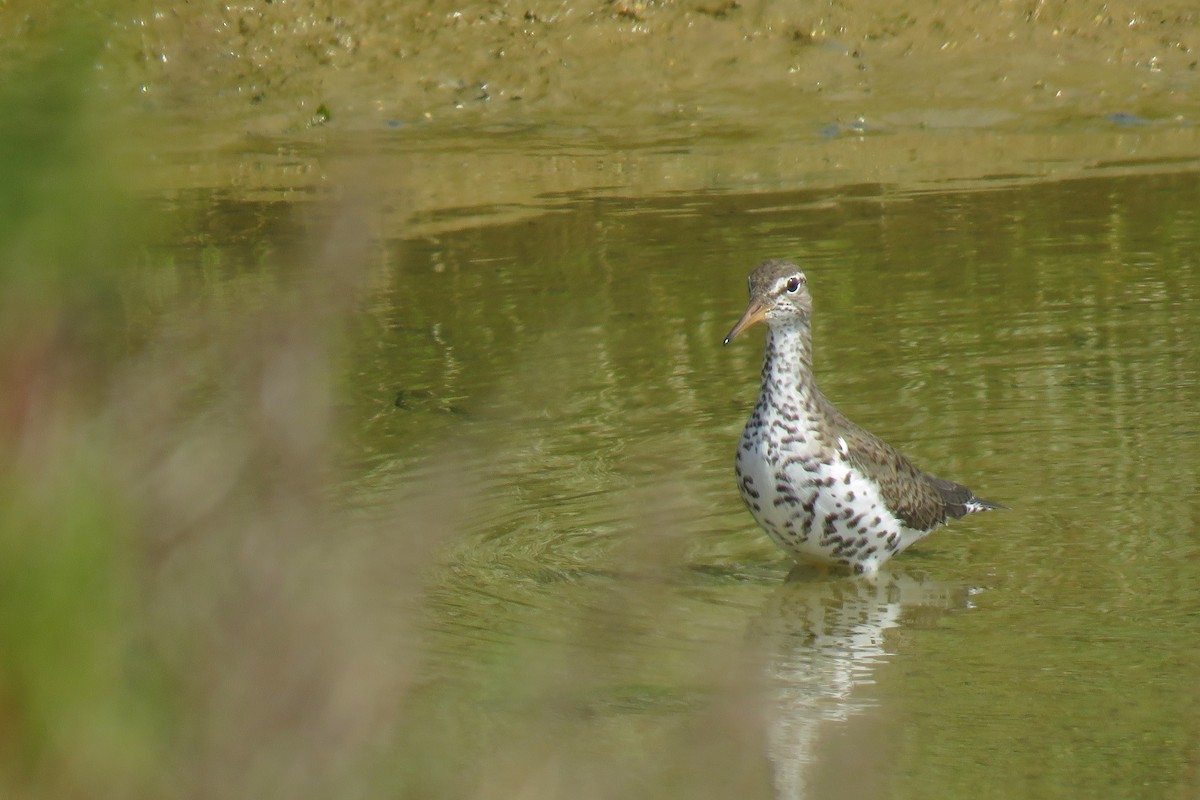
[931,476,1006,519]
[962,495,1006,515]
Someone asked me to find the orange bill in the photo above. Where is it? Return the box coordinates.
[723,299,769,345]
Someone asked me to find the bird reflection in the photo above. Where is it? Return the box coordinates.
[750,566,971,800]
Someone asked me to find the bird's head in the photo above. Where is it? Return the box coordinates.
[723,259,811,345]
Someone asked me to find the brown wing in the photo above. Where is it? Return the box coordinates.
[842,431,952,530]
[814,391,952,531]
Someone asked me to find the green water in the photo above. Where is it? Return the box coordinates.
[161,170,1200,797]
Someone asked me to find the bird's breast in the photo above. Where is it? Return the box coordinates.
[736,406,913,560]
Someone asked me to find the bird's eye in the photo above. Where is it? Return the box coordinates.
[785,277,801,293]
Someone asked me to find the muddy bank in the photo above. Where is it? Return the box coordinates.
[130,1,1199,130]
[16,1,1200,224]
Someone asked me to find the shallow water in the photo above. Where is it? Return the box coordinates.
[164,167,1200,797]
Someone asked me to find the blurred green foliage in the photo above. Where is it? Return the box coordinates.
[0,15,162,798]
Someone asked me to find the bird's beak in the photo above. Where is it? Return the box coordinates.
[723,299,768,346]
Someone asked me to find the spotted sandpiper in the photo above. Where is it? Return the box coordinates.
[724,259,1001,576]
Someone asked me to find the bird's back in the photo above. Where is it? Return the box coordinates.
[814,388,999,532]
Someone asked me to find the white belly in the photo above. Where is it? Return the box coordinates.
[735,420,926,575]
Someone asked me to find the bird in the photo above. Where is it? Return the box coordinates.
[724,259,1001,577]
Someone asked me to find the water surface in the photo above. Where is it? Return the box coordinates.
[166,168,1200,798]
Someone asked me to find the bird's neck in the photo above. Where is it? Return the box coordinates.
[760,323,817,406]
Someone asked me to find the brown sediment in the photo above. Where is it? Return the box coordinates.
[21,2,1200,225]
